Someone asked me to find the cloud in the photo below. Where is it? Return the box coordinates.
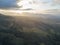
[54,0,60,4]
[44,9,60,14]
[0,0,59,10]
[17,0,53,10]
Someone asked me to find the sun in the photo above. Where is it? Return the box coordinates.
[17,0,32,9]
[17,0,41,10]
[17,0,47,13]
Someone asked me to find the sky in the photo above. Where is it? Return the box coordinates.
[17,0,60,10]
[0,0,60,10]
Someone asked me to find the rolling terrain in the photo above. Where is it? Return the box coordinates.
[0,13,60,45]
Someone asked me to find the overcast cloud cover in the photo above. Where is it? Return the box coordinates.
[0,0,60,10]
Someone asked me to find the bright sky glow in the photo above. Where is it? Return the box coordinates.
[17,0,60,10]
[0,0,60,14]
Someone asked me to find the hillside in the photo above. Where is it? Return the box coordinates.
[0,13,60,45]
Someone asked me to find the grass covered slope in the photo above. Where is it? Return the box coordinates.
[0,14,60,45]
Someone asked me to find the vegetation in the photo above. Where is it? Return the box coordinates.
[0,14,60,45]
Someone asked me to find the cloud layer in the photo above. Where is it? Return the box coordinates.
[54,0,60,4]
[17,0,60,10]
[0,0,60,10]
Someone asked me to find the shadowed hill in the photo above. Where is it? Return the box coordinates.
[0,14,23,33]
[0,14,24,45]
